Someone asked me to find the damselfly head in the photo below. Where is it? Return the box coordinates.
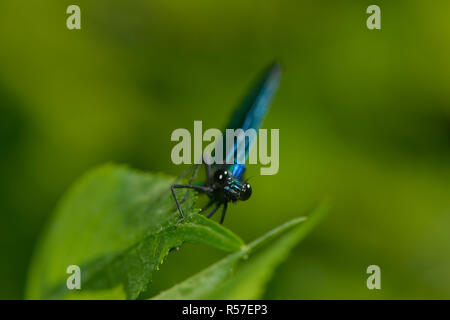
[213,169,252,202]
[214,169,231,186]
[239,183,252,201]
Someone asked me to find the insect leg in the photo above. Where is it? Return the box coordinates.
[175,164,197,183]
[219,202,228,224]
[145,164,197,212]
[181,163,201,203]
[171,184,212,226]
[200,200,215,214]
[206,203,221,218]
[203,152,213,186]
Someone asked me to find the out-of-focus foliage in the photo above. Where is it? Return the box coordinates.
[1,0,450,299]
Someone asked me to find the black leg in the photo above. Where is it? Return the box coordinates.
[206,204,221,218]
[145,164,197,212]
[202,152,213,186]
[175,164,197,183]
[181,164,201,203]
[219,202,228,224]
[200,200,215,214]
[189,164,201,184]
[171,184,212,226]
[205,163,213,186]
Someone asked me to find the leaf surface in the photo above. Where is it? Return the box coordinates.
[152,204,328,299]
[26,164,243,299]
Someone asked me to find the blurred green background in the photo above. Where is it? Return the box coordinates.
[1,0,450,299]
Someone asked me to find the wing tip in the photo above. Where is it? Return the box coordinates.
[266,61,282,83]
[269,60,282,74]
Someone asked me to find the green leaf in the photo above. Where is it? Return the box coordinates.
[25,164,244,300]
[152,203,328,300]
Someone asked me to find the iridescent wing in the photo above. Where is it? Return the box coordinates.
[214,62,282,178]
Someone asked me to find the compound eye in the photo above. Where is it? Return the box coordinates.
[214,170,230,186]
[240,183,252,201]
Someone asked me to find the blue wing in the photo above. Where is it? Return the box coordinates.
[225,62,282,135]
[215,62,282,178]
